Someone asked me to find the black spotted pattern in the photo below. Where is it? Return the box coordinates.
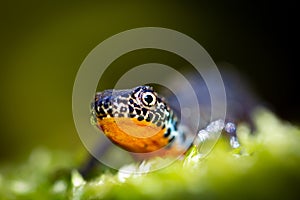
[92,85,181,148]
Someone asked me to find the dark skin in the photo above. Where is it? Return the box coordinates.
[80,69,259,177]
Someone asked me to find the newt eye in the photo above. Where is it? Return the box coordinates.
[141,91,157,107]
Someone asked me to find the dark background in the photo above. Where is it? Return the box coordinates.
[0,1,297,161]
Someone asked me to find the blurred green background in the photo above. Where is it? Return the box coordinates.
[0,1,297,162]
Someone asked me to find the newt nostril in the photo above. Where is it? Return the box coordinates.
[103,101,110,109]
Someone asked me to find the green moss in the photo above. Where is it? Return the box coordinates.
[1,109,300,200]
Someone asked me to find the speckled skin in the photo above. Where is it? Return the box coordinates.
[92,86,187,153]
[80,69,259,176]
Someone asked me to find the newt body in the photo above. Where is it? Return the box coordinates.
[81,69,259,175]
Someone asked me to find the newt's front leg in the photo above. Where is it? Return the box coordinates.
[195,120,240,152]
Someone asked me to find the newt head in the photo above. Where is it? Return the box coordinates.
[91,86,183,153]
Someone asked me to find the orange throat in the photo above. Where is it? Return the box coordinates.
[97,117,169,153]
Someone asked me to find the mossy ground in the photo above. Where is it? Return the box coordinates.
[1,109,300,200]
